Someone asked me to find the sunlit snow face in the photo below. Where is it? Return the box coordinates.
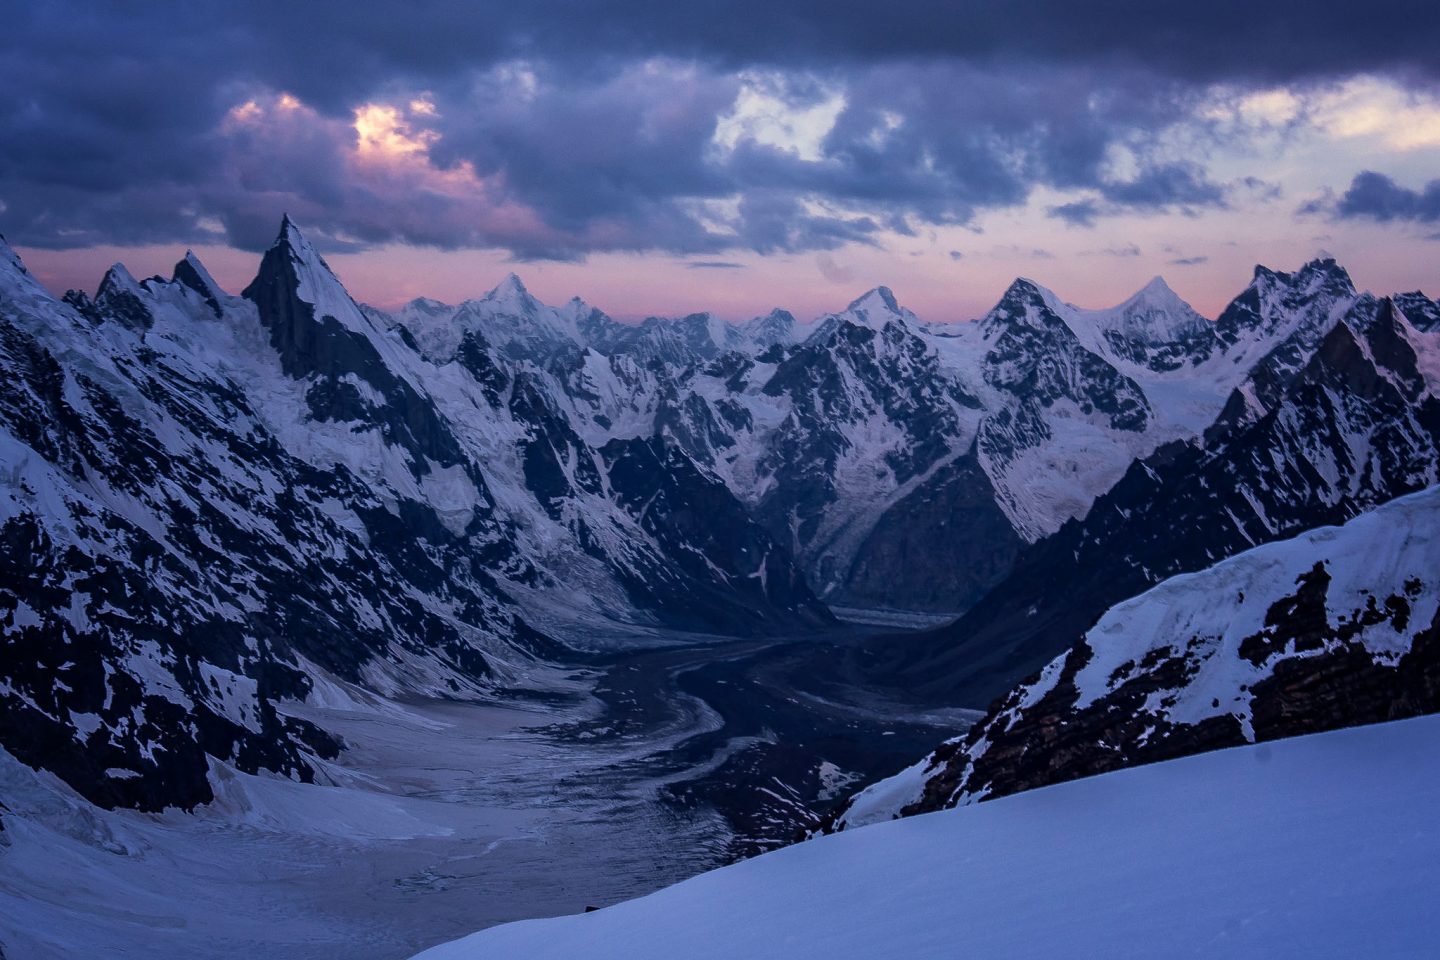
[7,3,1440,320]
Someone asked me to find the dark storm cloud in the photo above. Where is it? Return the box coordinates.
[2,1,1437,258]
[118,1,1440,88]
[1329,171,1440,223]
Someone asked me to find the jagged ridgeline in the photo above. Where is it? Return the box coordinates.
[4,215,1439,815]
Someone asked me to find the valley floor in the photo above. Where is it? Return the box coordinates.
[415,712,1440,960]
[0,624,963,960]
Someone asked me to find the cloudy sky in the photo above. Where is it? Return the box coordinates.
[4,1,1439,321]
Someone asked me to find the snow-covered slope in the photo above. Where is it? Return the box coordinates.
[836,482,1440,828]
[412,712,1440,960]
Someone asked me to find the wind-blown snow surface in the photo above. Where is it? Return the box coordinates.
[412,713,1440,960]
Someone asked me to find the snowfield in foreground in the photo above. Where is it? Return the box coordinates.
[414,713,1440,960]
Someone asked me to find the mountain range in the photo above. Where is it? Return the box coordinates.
[3,214,1438,825]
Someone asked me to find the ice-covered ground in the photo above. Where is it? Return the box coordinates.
[414,712,1440,960]
[0,680,727,960]
[0,630,957,960]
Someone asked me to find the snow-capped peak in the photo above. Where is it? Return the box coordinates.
[1251,257,1356,302]
[0,232,28,280]
[483,272,539,314]
[813,285,918,337]
[97,262,144,298]
[0,232,52,302]
[981,277,1068,335]
[1129,275,1184,308]
[846,285,901,315]
[403,296,454,315]
[172,250,226,304]
[1081,275,1209,346]
[250,215,373,336]
[739,308,797,347]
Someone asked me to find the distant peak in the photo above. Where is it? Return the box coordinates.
[1120,275,1188,311]
[1297,256,1354,289]
[98,262,142,296]
[847,285,900,314]
[1140,275,1174,296]
[484,271,539,309]
[1003,276,1063,305]
[0,232,30,278]
[173,250,225,300]
[273,214,321,260]
[496,272,528,294]
[1250,257,1354,294]
[404,295,451,313]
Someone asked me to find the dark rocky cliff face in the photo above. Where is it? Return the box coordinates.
[601,435,835,634]
[840,446,1024,613]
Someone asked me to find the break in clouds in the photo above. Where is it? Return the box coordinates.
[4,0,1440,260]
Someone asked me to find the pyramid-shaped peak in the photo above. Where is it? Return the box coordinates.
[846,285,901,314]
[274,214,320,256]
[483,272,541,311]
[243,214,368,336]
[0,232,48,298]
[1139,275,1175,296]
[98,262,143,297]
[171,251,225,315]
[173,250,225,298]
[491,272,530,296]
[996,277,1070,314]
[1118,275,1193,312]
[1004,276,1057,299]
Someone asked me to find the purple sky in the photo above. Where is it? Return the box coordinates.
[5,3,1440,322]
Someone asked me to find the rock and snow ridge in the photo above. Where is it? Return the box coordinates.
[832,482,1440,831]
[412,712,1440,960]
